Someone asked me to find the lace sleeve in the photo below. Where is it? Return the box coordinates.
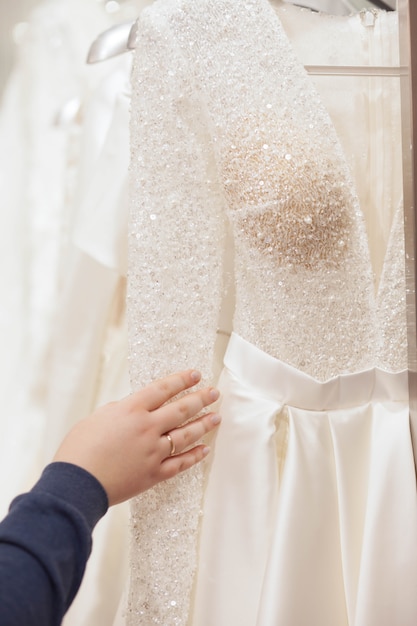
[126,7,226,625]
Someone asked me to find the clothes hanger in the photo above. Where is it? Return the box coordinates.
[90,2,401,74]
[127,20,139,49]
[54,97,82,127]
[367,0,394,9]
[288,0,395,12]
[288,0,350,13]
[86,21,135,64]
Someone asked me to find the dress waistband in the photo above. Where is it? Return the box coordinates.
[223,333,409,411]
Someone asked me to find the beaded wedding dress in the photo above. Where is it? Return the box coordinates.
[126,1,417,624]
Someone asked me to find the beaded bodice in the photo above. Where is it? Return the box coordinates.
[128,0,386,388]
[126,1,406,624]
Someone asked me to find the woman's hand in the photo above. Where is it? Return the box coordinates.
[53,370,221,505]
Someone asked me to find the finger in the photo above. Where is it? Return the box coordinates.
[156,387,220,433]
[159,445,211,480]
[163,412,221,457]
[128,370,201,411]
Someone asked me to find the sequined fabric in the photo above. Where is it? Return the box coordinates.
[126,1,403,624]
[376,201,407,371]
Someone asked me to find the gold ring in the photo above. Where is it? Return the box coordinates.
[165,433,176,456]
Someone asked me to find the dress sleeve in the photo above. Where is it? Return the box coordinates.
[0,463,108,626]
[126,8,226,626]
[128,8,226,388]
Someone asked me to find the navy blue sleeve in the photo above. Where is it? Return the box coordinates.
[0,462,108,626]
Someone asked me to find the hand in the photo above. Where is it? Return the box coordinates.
[53,370,221,505]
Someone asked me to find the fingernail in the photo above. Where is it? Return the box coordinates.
[202,446,210,457]
[211,414,221,425]
[209,388,220,401]
[191,370,201,382]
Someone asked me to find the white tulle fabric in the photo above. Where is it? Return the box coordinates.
[194,333,417,626]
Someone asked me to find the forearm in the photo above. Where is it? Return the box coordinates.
[0,462,108,626]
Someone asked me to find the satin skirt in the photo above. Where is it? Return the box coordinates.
[192,333,417,626]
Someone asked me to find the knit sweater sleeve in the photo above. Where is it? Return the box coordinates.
[0,462,108,626]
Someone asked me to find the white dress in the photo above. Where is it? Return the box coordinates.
[126,2,417,625]
[0,0,115,518]
[0,2,140,623]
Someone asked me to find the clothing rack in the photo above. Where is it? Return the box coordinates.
[306,64,406,76]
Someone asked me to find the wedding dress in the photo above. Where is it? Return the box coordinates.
[0,2,138,623]
[0,0,117,518]
[55,63,132,626]
[124,1,416,624]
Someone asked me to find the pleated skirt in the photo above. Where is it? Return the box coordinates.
[192,333,417,626]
